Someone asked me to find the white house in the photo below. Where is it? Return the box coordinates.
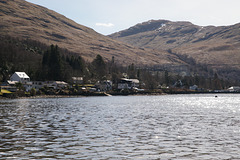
[118,78,140,90]
[10,72,30,84]
[189,85,198,91]
[9,72,32,91]
[227,86,240,92]
[173,80,183,88]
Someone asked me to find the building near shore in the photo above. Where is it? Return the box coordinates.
[72,77,83,84]
[8,72,32,91]
[95,80,112,91]
[44,81,69,90]
[227,86,240,92]
[7,72,69,92]
[10,72,30,83]
[189,85,198,91]
[118,78,139,90]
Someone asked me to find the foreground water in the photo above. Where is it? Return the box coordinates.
[1,94,240,159]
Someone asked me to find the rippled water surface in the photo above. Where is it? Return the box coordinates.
[1,94,240,159]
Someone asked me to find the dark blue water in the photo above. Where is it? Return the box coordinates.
[1,94,240,159]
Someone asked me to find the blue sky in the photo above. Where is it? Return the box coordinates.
[26,0,240,35]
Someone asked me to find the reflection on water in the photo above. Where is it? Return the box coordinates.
[1,94,240,159]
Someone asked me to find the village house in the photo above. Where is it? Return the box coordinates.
[8,72,32,91]
[118,78,140,90]
[227,86,240,92]
[32,81,45,91]
[72,77,83,84]
[5,80,18,86]
[0,79,19,92]
[6,72,69,92]
[32,81,69,90]
[173,80,183,88]
[10,72,30,84]
[24,82,33,92]
[189,85,198,91]
[95,80,112,91]
[44,81,68,90]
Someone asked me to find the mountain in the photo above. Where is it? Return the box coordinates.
[0,0,184,66]
[110,20,240,72]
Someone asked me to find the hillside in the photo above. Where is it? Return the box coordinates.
[110,20,240,72]
[0,0,185,66]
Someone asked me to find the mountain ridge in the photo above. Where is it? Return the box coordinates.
[109,19,240,66]
[0,0,184,66]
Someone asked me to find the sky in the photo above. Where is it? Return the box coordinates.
[26,0,240,35]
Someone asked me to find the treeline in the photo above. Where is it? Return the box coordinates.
[0,36,43,81]
[0,36,237,90]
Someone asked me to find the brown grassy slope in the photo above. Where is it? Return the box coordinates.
[110,20,240,67]
[0,0,184,66]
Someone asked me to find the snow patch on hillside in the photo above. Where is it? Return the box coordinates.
[156,24,166,31]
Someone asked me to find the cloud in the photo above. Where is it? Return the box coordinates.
[95,23,114,27]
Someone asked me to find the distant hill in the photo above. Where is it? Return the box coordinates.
[2,0,240,82]
[110,20,240,79]
[0,0,185,66]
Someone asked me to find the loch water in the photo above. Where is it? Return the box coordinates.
[1,94,240,159]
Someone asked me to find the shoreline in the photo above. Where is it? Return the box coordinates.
[1,91,240,100]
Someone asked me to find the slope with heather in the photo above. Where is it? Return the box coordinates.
[110,19,240,67]
[0,0,184,66]
[110,19,240,81]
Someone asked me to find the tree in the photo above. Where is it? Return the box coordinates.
[213,73,222,90]
[30,88,36,96]
[164,70,170,86]
[140,70,158,90]
[91,54,106,80]
[127,63,136,78]
[15,82,24,91]
[41,45,63,80]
